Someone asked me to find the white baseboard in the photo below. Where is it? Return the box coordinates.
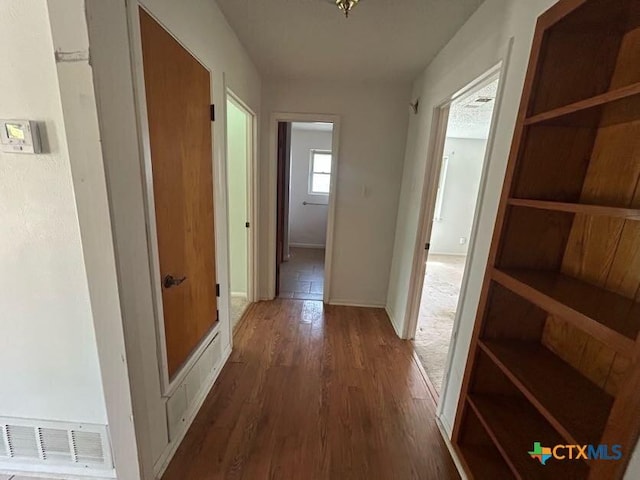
[384,305,404,338]
[153,344,232,479]
[328,299,385,309]
[231,292,248,298]
[289,243,325,249]
[436,416,467,480]
[429,252,468,257]
[0,469,114,480]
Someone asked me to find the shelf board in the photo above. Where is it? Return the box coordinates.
[525,82,640,126]
[508,198,640,220]
[457,444,514,480]
[479,340,613,447]
[492,268,640,355]
[468,394,589,480]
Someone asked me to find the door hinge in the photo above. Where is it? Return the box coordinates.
[216,309,219,322]
[425,242,430,251]
[245,221,250,228]
[210,104,215,122]
[216,283,220,297]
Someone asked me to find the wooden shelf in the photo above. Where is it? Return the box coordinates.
[492,268,640,355]
[457,444,515,480]
[524,82,640,126]
[479,340,613,447]
[468,394,589,480]
[507,198,640,220]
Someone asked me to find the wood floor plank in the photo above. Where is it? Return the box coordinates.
[162,299,460,480]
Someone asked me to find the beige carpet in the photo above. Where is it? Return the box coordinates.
[413,254,466,394]
[231,295,249,329]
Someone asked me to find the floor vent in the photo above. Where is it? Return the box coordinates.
[0,418,112,471]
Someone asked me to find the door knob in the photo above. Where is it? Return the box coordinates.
[163,275,187,289]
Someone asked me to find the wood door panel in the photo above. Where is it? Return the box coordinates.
[140,9,217,378]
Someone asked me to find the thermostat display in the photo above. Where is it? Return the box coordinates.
[0,119,42,154]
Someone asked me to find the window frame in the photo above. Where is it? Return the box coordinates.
[308,149,332,195]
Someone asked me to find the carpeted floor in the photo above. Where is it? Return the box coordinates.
[413,254,466,394]
[231,295,250,329]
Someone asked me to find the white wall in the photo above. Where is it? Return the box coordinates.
[85,0,262,477]
[386,0,559,434]
[289,128,332,248]
[0,0,107,426]
[430,137,487,255]
[227,100,249,295]
[261,80,411,306]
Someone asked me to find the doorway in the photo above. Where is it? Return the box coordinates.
[226,93,255,328]
[139,9,218,381]
[411,73,501,397]
[276,120,336,301]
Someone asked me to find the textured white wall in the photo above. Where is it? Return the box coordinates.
[289,128,332,247]
[430,137,487,255]
[0,0,107,425]
[227,100,249,295]
[261,80,411,306]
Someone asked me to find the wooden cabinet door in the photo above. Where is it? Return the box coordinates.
[139,9,217,379]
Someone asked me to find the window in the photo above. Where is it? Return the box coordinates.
[309,150,332,195]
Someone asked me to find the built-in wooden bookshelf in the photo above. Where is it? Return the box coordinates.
[453,0,640,478]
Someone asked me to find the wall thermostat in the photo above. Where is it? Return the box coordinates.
[0,120,42,154]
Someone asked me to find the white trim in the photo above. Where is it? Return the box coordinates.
[0,469,114,480]
[437,40,515,423]
[385,306,403,338]
[268,113,341,304]
[231,292,248,298]
[404,61,506,341]
[153,344,232,479]
[435,417,468,480]
[289,242,326,249]
[127,4,220,397]
[329,300,386,308]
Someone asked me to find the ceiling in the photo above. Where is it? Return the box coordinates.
[216,0,484,82]
[446,79,499,140]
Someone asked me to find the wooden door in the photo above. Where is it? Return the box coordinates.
[140,9,217,379]
[275,122,291,296]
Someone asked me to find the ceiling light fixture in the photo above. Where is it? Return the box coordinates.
[336,0,360,18]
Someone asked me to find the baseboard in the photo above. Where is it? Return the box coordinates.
[429,252,467,257]
[231,292,248,298]
[289,243,325,249]
[436,416,468,480]
[153,344,232,479]
[328,299,385,308]
[384,305,404,338]
[0,470,114,480]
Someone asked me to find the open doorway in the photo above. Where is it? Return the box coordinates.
[411,73,501,397]
[276,121,335,301]
[226,92,255,328]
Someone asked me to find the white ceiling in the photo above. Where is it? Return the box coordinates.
[216,0,484,82]
[446,79,499,140]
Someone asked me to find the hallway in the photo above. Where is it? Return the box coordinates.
[161,300,459,479]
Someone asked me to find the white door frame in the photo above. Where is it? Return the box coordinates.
[404,50,513,407]
[268,113,341,303]
[225,89,258,305]
[404,64,504,341]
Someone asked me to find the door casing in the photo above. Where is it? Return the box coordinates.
[267,113,341,303]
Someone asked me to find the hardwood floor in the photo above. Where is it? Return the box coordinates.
[162,300,461,480]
